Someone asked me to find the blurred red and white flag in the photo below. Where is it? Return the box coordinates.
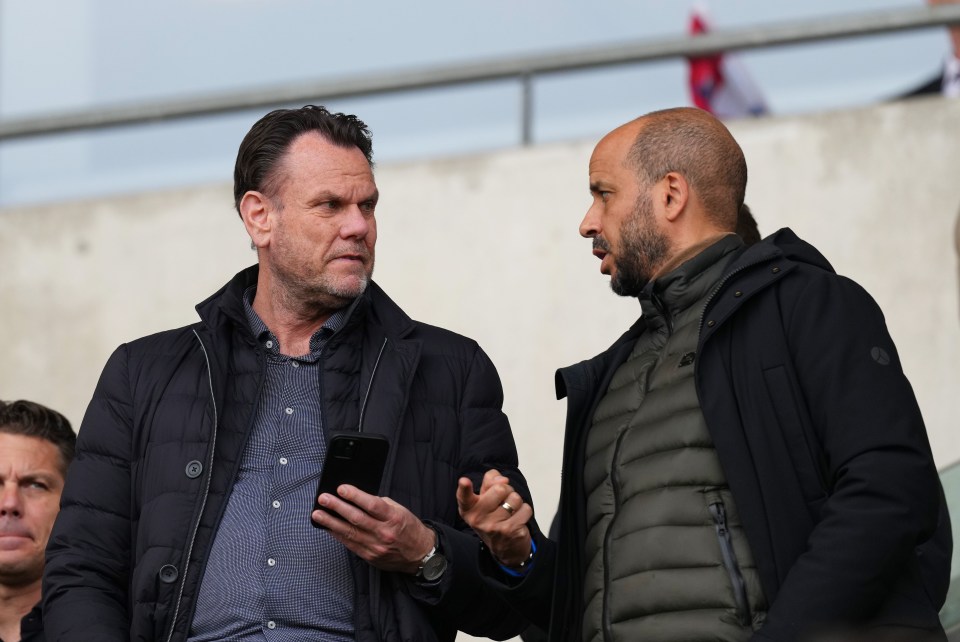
[688,5,769,118]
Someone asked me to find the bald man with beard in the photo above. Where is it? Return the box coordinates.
[459,107,951,642]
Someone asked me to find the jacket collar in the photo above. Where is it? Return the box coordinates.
[640,234,743,334]
[730,227,834,275]
[194,265,416,340]
[556,227,831,397]
[194,264,258,334]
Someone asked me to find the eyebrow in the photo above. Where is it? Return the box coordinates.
[307,191,341,206]
[589,182,608,194]
[307,189,380,206]
[8,471,60,485]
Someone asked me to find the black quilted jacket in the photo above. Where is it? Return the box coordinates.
[492,229,951,641]
[43,265,530,642]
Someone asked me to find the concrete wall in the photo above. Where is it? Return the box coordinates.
[2,97,959,547]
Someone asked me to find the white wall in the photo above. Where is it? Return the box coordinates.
[2,97,959,554]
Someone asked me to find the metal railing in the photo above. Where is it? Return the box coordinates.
[1,4,959,145]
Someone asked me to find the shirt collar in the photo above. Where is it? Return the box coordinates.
[242,286,360,357]
[18,602,43,640]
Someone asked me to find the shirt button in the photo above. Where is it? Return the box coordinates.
[265,340,274,349]
[272,500,281,509]
[285,407,294,415]
[291,361,300,368]
[279,457,288,465]
[267,558,276,567]
[267,620,277,630]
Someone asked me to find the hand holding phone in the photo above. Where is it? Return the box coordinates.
[312,433,389,526]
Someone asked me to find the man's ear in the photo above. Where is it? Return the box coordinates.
[660,172,689,222]
[239,191,272,249]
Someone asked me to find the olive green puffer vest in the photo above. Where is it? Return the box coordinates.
[582,236,767,642]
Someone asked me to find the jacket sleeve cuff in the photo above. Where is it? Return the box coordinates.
[478,532,556,628]
[399,520,468,605]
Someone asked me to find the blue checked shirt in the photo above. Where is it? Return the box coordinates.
[188,288,359,642]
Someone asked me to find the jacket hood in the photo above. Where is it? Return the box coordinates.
[557,228,832,399]
[751,227,835,274]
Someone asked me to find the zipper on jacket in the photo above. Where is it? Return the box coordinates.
[165,331,219,642]
[358,338,388,433]
[708,500,751,627]
[601,429,630,642]
[649,291,674,335]
[357,337,388,636]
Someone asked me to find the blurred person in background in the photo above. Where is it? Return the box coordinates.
[687,7,770,119]
[0,400,74,642]
[459,107,950,642]
[736,203,761,246]
[904,0,960,98]
[43,105,532,642]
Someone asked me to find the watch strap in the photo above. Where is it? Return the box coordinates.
[416,526,447,581]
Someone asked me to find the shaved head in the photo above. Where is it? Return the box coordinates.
[626,107,747,230]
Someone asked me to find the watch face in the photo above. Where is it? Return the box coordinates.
[422,553,448,581]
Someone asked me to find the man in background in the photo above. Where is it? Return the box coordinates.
[736,203,761,246]
[0,400,74,642]
[904,0,960,98]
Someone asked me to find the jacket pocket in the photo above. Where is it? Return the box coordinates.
[705,490,751,627]
[761,364,830,507]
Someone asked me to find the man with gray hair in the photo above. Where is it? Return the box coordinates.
[44,105,531,642]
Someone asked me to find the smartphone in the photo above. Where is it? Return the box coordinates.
[312,433,389,525]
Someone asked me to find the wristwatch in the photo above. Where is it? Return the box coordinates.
[416,535,448,582]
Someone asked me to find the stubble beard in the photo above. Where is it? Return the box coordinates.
[269,234,374,316]
[0,563,42,588]
[0,545,43,589]
[608,191,670,298]
[275,259,373,315]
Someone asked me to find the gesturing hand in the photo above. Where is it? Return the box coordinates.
[312,484,435,575]
[456,469,533,568]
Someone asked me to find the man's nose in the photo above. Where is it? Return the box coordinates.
[580,205,600,239]
[0,484,23,517]
[340,205,371,239]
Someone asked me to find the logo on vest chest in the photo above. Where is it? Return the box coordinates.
[678,351,696,368]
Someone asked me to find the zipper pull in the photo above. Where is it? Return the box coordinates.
[710,501,728,535]
[650,291,674,334]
